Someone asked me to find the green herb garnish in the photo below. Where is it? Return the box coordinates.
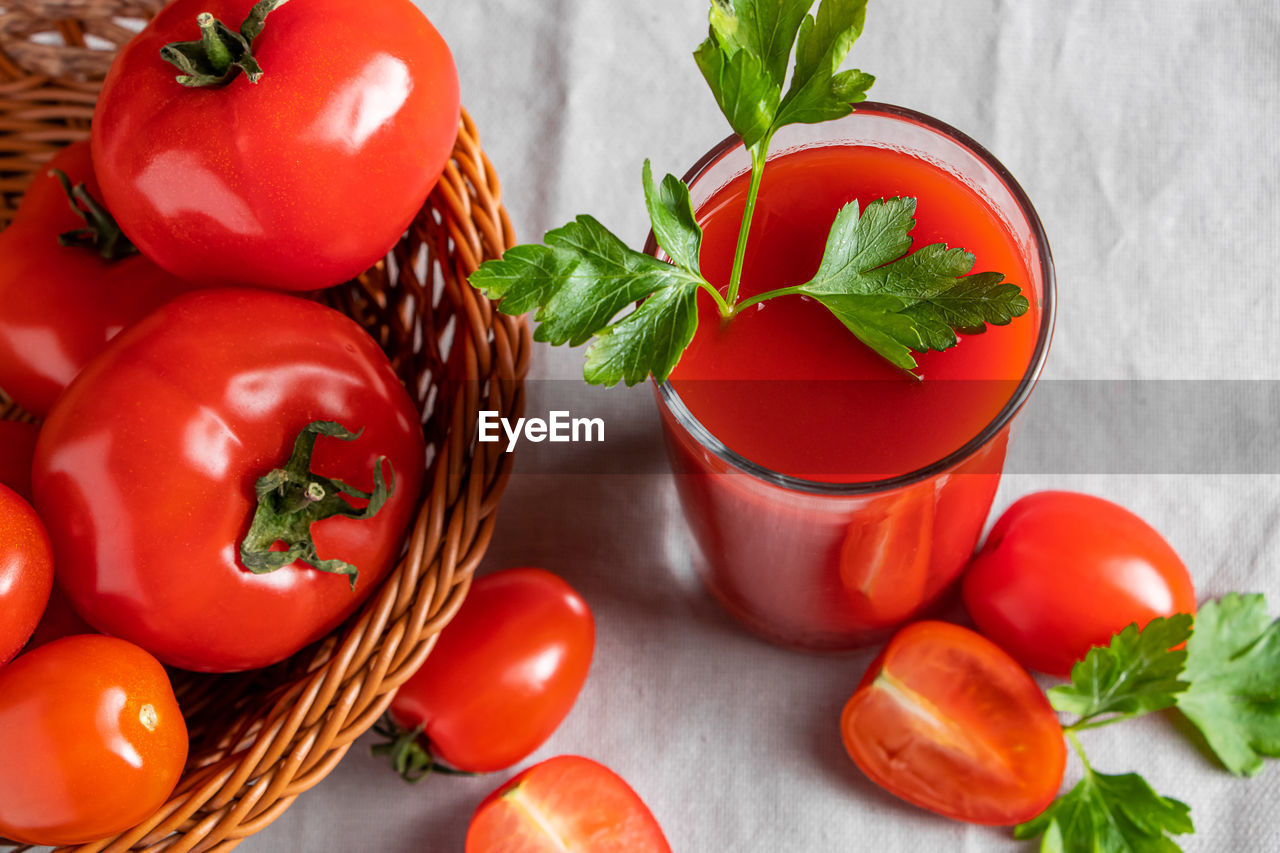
[468,0,1029,385]
[1016,600,1280,852]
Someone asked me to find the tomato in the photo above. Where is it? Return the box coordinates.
[385,568,594,775]
[466,756,672,853]
[0,635,187,846]
[0,142,197,416]
[0,421,39,500]
[23,585,97,655]
[0,484,53,666]
[841,621,1066,826]
[91,0,459,291]
[32,289,425,672]
[962,490,1196,677]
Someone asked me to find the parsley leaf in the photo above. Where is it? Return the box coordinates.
[793,197,1030,371]
[708,0,811,88]
[1015,764,1193,853]
[642,159,703,274]
[694,20,781,149]
[1049,615,1193,729]
[584,282,700,386]
[776,0,874,127]
[1175,594,1280,777]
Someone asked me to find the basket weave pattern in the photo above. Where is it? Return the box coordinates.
[0,3,530,850]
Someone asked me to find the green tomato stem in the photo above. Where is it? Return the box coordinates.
[724,139,771,312]
[197,12,233,75]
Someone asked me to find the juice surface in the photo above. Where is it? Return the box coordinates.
[668,143,1040,482]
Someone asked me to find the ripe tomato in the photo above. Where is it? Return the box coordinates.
[962,491,1196,677]
[0,635,187,846]
[841,621,1066,826]
[385,568,594,775]
[91,0,459,291]
[0,484,53,666]
[466,756,672,853]
[32,289,425,672]
[23,585,97,655]
[0,142,196,416]
[0,421,39,500]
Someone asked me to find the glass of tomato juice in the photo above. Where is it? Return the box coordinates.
[654,103,1055,651]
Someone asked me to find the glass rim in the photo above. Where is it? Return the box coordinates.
[651,100,1058,496]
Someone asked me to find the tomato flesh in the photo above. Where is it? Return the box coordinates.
[841,621,1066,825]
[962,490,1196,677]
[0,635,188,845]
[466,756,672,853]
[388,568,595,773]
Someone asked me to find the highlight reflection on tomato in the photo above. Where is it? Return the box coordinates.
[0,635,188,846]
[841,621,1066,826]
[0,484,53,666]
[32,289,425,672]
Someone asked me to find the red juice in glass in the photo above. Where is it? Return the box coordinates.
[654,104,1054,650]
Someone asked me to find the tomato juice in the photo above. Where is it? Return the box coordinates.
[655,104,1053,649]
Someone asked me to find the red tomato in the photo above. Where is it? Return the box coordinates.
[466,756,672,853]
[0,142,196,416]
[0,484,53,666]
[0,635,187,845]
[0,421,39,500]
[841,621,1066,826]
[386,568,594,774]
[962,491,1196,677]
[32,289,425,672]
[91,0,459,291]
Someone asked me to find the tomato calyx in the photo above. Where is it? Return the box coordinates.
[239,420,395,589]
[49,169,138,261]
[370,719,479,783]
[160,0,289,88]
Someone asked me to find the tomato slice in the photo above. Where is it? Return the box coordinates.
[839,483,934,627]
[466,756,671,853]
[841,621,1065,825]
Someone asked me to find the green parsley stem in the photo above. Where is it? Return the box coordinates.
[697,279,735,316]
[1066,729,1093,773]
[724,141,770,311]
[731,283,805,315]
[1063,715,1124,734]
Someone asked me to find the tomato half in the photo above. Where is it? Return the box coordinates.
[962,490,1196,677]
[91,0,459,291]
[32,289,425,672]
[0,484,53,666]
[0,142,197,416]
[386,568,594,774]
[466,756,672,853]
[841,621,1066,826]
[0,421,38,501]
[0,635,187,846]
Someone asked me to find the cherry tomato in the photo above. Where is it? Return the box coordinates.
[0,141,197,416]
[962,491,1196,677]
[386,568,594,774]
[0,421,39,500]
[466,756,672,853]
[841,621,1066,826]
[32,289,425,672]
[91,0,459,291]
[0,484,53,666]
[0,635,187,845]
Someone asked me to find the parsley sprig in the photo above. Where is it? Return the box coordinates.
[468,0,1029,386]
[1016,597,1280,852]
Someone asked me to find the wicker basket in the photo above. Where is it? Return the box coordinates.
[0,3,530,850]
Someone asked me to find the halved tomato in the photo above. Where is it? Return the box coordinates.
[466,755,671,852]
[841,621,1065,825]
